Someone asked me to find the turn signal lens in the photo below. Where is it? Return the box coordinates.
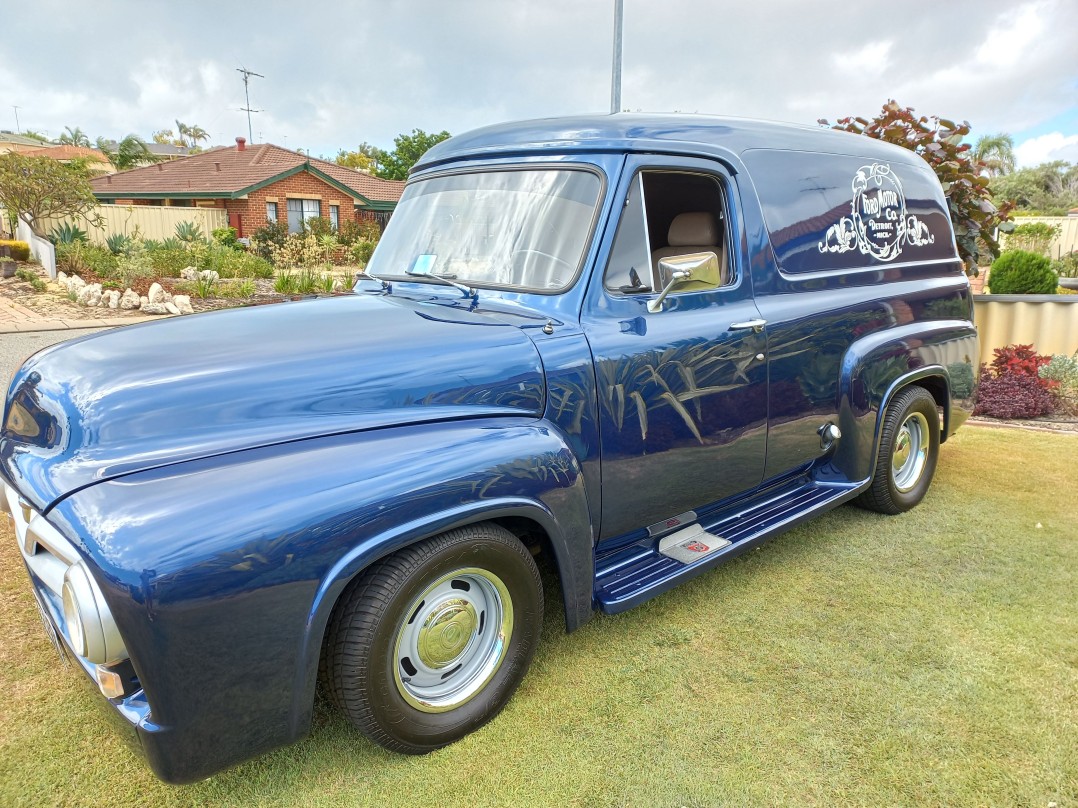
[95,666,125,699]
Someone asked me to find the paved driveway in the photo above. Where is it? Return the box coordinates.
[1,328,109,384]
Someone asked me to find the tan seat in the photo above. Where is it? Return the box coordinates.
[651,211,727,285]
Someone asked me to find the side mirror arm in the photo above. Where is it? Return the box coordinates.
[647,269,691,313]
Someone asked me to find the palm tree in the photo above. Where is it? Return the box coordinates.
[96,134,159,170]
[186,125,210,146]
[973,134,1016,177]
[58,126,91,147]
[174,120,192,148]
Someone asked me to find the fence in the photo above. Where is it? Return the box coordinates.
[1002,216,1078,260]
[974,295,1078,366]
[38,204,229,246]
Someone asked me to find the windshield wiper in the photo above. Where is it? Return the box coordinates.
[406,270,477,301]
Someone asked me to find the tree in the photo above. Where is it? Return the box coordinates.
[335,142,385,173]
[152,129,175,145]
[96,134,158,170]
[991,160,1078,215]
[57,126,91,147]
[376,129,451,180]
[0,153,99,238]
[973,133,1016,177]
[820,100,1015,273]
[19,131,49,144]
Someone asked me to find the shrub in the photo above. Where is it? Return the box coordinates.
[56,241,118,278]
[270,233,325,268]
[211,226,240,249]
[147,244,194,277]
[1050,252,1078,279]
[251,221,289,259]
[215,249,274,279]
[974,344,1055,419]
[1004,221,1060,256]
[304,216,335,237]
[350,240,376,265]
[105,233,131,255]
[117,240,155,288]
[1039,350,1078,415]
[0,240,31,261]
[338,218,380,246]
[986,250,1058,294]
[175,220,204,243]
[15,267,47,291]
[48,221,88,245]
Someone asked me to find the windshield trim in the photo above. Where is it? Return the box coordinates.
[374,162,607,296]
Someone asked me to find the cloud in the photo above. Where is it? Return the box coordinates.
[1015,132,1078,167]
[3,0,1075,157]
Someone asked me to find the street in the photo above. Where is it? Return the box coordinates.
[0,328,109,384]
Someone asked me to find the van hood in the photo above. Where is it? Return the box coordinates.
[1,294,545,511]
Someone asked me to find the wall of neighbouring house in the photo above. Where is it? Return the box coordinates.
[1001,216,1078,260]
[224,169,359,237]
[39,204,229,245]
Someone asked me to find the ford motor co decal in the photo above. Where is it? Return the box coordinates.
[818,163,934,262]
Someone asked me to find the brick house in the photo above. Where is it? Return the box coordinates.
[89,137,405,237]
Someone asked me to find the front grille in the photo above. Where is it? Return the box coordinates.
[2,481,80,604]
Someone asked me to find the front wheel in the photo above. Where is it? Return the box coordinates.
[322,523,543,753]
[856,386,940,514]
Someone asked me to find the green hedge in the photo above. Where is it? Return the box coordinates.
[987,250,1058,294]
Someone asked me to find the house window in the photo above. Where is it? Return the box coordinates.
[266,202,278,223]
[329,205,339,230]
[286,198,321,233]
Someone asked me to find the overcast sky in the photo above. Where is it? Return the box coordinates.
[5,0,1076,167]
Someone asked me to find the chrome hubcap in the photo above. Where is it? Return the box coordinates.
[393,568,513,713]
[891,412,930,493]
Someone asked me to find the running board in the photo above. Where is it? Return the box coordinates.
[594,478,861,614]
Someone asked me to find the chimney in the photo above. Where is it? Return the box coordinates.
[157,163,163,171]
[214,161,221,172]
[236,137,246,152]
[106,175,111,184]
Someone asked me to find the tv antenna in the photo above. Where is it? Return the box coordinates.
[12,105,21,132]
[236,66,264,143]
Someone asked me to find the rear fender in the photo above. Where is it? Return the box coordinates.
[834,321,977,482]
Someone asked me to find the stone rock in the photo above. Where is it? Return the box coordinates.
[198,269,220,283]
[105,290,120,308]
[57,271,68,283]
[140,296,149,308]
[164,302,180,315]
[180,266,199,281]
[77,282,102,307]
[141,303,168,315]
[69,273,86,290]
[119,289,140,310]
[173,295,194,315]
[148,282,165,304]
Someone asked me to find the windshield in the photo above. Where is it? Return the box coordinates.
[367,168,602,293]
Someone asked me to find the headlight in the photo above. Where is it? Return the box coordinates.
[61,562,127,664]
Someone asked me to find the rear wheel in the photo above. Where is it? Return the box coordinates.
[322,523,543,753]
[856,386,940,514]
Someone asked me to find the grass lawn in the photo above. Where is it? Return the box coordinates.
[0,426,1074,807]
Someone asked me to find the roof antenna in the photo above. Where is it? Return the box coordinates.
[236,66,264,144]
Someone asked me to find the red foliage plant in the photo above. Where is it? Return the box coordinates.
[975,344,1056,419]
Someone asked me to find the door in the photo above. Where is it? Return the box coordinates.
[582,157,769,542]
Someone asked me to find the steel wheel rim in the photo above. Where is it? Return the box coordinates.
[393,567,513,713]
[891,411,930,493]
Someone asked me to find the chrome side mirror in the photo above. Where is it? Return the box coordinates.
[647,252,721,313]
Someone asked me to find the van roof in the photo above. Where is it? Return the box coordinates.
[414,113,926,174]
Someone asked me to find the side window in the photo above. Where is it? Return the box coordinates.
[603,170,732,294]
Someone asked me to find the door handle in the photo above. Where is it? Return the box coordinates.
[729,319,767,333]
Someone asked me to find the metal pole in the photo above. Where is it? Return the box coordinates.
[244,76,252,143]
[610,0,623,114]
[13,106,20,132]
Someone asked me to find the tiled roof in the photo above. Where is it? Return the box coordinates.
[23,145,111,162]
[90,142,404,204]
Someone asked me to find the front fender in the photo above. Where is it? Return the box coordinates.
[834,320,978,482]
[47,416,593,784]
